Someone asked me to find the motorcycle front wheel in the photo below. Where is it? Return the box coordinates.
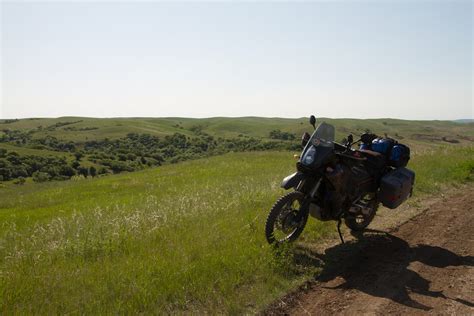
[265,191,309,244]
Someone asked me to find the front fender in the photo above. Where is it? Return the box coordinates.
[281,172,305,190]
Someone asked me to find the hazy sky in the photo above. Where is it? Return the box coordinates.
[1,1,472,120]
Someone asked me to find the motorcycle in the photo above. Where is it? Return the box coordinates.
[265,115,413,244]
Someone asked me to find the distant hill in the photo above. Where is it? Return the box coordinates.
[454,119,474,124]
[1,116,473,143]
[1,116,473,184]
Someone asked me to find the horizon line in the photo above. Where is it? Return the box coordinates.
[1,115,472,123]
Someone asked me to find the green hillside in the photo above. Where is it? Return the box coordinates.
[1,147,473,313]
[1,116,472,186]
[2,116,473,143]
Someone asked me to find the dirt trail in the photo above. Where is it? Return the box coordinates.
[265,185,474,315]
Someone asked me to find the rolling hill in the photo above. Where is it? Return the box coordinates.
[0,116,472,142]
[0,117,472,152]
[0,116,473,313]
[1,146,473,313]
[1,116,472,185]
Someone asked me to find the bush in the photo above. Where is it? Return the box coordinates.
[102,160,134,174]
[32,171,50,183]
[89,166,97,177]
[77,166,89,177]
[59,165,76,177]
[74,152,83,161]
[269,130,295,141]
[13,177,25,185]
[98,167,109,175]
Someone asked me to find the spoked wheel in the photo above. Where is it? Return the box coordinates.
[265,191,309,244]
[344,195,378,231]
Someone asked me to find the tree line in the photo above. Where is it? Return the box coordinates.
[0,130,298,183]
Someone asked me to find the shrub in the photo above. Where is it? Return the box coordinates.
[98,167,109,175]
[74,152,83,161]
[269,130,295,141]
[32,171,50,183]
[59,165,76,177]
[13,177,26,185]
[77,167,89,177]
[89,166,97,177]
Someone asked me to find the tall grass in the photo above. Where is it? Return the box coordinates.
[1,147,473,313]
[0,152,313,314]
[409,146,474,194]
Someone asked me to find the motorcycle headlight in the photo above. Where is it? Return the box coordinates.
[303,146,316,165]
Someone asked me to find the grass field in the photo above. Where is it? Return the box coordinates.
[0,143,72,158]
[1,144,473,313]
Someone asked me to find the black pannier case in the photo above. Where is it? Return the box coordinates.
[378,167,415,209]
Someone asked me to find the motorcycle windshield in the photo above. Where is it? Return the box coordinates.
[300,122,335,168]
[310,122,335,147]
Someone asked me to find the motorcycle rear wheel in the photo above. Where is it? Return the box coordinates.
[265,191,309,244]
[344,197,378,231]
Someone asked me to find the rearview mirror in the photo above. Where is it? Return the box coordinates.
[301,132,311,148]
[309,115,316,129]
[347,134,353,144]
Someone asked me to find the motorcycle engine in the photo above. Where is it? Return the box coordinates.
[325,163,352,217]
[309,203,331,221]
[326,164,350,191]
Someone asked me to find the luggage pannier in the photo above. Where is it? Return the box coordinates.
[378,167,415,209]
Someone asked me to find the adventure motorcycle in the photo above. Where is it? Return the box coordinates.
[265,115,414,244]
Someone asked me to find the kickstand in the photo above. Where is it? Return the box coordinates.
[337,219,345,244]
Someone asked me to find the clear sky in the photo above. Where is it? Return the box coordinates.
[1,1,472,120]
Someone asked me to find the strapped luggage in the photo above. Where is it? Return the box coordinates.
[389,144,410,168]
[362,137,410,168]
[371,138,395,155]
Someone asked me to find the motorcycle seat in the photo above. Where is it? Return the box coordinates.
[337,152,367,161]
[358,149,383,157]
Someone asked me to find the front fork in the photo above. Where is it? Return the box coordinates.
[293,177,345,244]
[295,178,322,221]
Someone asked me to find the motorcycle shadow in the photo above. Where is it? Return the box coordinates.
[292,229,474,311]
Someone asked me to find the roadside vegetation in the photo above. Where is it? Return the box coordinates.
[1,144,473,313]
